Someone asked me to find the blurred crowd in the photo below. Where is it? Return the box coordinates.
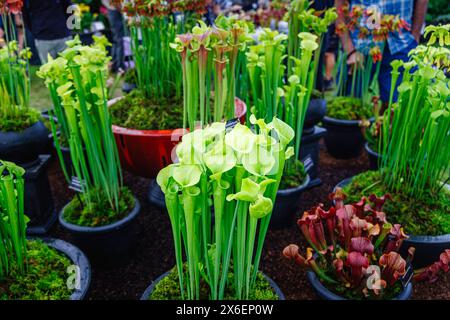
[0,0,431,99]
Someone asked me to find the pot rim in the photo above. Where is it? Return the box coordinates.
[33,237,91,300]
[0,120,48,135]
[323,116,375,127]
[277,174,311,195]
[333,175,450,242]
[59,196,141,234]
[306,270,412,300]
[364,142,381,157]
[140,270,285,300]
[108,96,247,137]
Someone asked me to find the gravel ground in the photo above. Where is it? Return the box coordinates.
[46,142,450,300]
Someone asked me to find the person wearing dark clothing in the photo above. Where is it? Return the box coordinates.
[311,0,335,92]
[23,0,73,63]
[233,0,257,11]
[102,0,125,72]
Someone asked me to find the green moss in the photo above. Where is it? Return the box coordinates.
[326,96,372,120]
[110,90,182,130]
[342,171,450,236]
[331,276,402,300]
[316,258,403,300]
[63,187,135,227]
[149,265,279,300]
[124,68,137,85]
[0,107,40,132]
[279,159,307,190]
[0,240,72,300]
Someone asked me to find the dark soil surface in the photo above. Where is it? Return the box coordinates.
[46,142,450,300]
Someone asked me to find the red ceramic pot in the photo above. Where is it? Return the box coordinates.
[109,97,247,178]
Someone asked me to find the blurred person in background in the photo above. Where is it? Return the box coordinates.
[232,0,258,11]
[311,0,335,92]
[23,0,73,64]
[102,0,125,73]
[206,0,231,24]
[335,0,428,106]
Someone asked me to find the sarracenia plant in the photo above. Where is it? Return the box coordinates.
[247,29,318,161]
[127,14,181,100]
[284,189,450,299]
[334,44,383,111]
[287,0,337,79]
[121,0,206,100]
[37,36,124,213]
[334,3,410,113]
[157,117,296,300]
[0,160,28,279]
[0,1,37,131]
[171,16,253,130]
[286,2,336,155]
[380,25,450,199]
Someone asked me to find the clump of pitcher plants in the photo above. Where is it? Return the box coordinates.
[120,0,205,101]
[284,188,450,299]
[380,24,450,199]
[37,36,132,226]
[0,0,39,132]
[157,116,296,300]
[0,160,28,279]
[170,16,253,130]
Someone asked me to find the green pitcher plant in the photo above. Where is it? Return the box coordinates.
[122,4,182,100]
[170,15,254,130]
[380,24,450,199]
[247,28,318,162]
[287,0,337,80]
[37,36,123,213]
[0,160,28,279]
[0,3,37,132]
[285,1,336,159]
[157,116,295,300]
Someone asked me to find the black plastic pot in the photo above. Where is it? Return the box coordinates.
[25,155,57,235]
[365,142,381,170]
[270,175,311,229]
[148,179,166,209]
[77,31,95,45]
[42,237,91,300]
[140,271,285,300]
[334,177,450,268]
[304,99,327,135]
[306,271,412,300]
[299,126,327,185]
[40,109,57,154]
[59,197,141,265]
[401,234,450,269]
[0,121,50,165]
[322,117,374,159]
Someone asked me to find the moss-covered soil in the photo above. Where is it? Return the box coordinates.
[280,159,307,190]
[109,90,182,130]
[327,96,372,121]
[0,240,72,300]
[0,107,40,132]
[149,265,279,300]
[342,170,450,236]
[63,187,135,227]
